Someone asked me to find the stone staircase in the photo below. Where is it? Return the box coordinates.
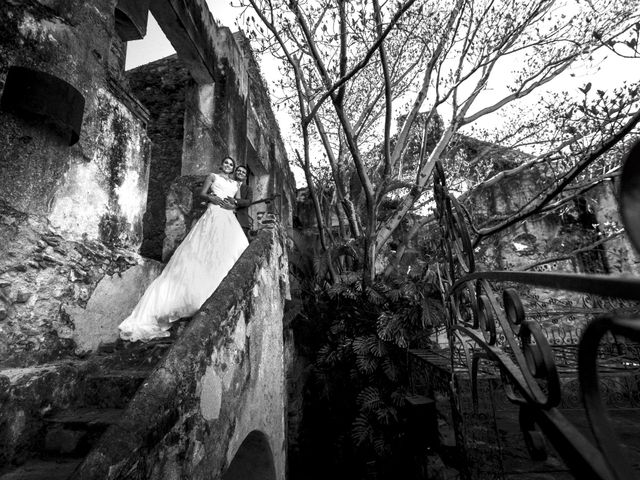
[0,321,188,480]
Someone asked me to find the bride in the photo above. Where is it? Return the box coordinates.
[118,156,249,342]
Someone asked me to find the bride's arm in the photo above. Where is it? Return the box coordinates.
[200,174,222,205]
[221,184,242,210]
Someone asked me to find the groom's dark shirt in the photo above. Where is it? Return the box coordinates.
[235,183,253,234]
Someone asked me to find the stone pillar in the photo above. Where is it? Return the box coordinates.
[182,82,216,175]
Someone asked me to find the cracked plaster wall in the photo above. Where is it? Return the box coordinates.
[0,0,153,365]
[0,0,150,248]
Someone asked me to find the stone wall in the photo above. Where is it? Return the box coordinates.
[128,45,297,259]
[0,0,157,365]
[591,180,640,275]
[468,170,640,275]
[238,33,296,229]
[0,0,150,248]
[127,55,191,260]
[0,199,162,366]
[72,227,289,480]
[161,175,208,261]
[464,165,640,344]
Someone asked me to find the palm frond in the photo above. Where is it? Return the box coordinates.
[352,414,374,446]
[357,386,383,411]
[382,356,399,382]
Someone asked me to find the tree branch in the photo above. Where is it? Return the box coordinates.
[372,0,393,182]
[518,232,624,272]
[473,107,640,243]
[304,0,420,123]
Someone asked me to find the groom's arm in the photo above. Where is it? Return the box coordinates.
[235,186,253,208]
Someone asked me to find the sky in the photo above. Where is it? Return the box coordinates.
[124,0,304,181]
[125,2,639,186]
[126,1,240,70]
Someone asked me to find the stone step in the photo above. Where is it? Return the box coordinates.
[0,458,81,480]
[0,362,79,386]
[45,407,124,429]
[0,332,184,469]
[86,368,149,380]
[97,318,189,355]
[82,369,150,408]
[96,342,119,354]
[42,408,124,456]
[94,339,174,371]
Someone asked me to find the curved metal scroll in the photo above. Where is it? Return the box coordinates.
[432,151,640,480]
[579,316,640,480]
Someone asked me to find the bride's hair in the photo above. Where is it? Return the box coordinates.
[221,156,236,170]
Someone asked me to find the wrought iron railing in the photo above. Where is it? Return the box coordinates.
[431,141,640,480]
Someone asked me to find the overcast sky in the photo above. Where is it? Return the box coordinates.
[124,1,304,181]
[126,1,240,70]
[125,2,639,186]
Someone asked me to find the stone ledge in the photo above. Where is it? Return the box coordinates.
[72,226,286,479]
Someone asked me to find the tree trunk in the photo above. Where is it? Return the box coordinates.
[363,203,377,285]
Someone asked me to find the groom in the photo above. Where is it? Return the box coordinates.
[210,165,253,238]
[233,165,253,239]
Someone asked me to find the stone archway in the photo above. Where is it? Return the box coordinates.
[222,430,276,480]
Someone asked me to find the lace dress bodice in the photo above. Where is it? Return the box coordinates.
[210,174,239,199]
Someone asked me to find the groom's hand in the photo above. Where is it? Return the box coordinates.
[221,198,235,210]
[209,195,223,206]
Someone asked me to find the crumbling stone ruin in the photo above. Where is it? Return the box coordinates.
[0,1,295,478]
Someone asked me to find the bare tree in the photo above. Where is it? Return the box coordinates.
[238,0,640,282]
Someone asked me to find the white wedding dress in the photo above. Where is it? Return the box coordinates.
[118,174,249,342]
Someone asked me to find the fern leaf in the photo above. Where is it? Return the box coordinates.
[375,405,398,426]
[351,414,373,446]
[370,338,386,358]
[352,336,369,355]
[356,353,378,374]
[316,344,331,364]
[382,357,398,381]
[372,433,388,456]
[390,388,407,408]
[365,286,385,305]
[387,288,401,302]
[357,386,382,411]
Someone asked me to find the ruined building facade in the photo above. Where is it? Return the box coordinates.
[0,0,294,367]
[0,1,295,478]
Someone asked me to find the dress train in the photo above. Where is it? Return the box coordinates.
[118,174,248,342]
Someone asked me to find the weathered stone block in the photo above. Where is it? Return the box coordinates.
[0,1,151,250]
[68,259,163,354]
[44,426,86,454]
[162,175,207,262]
[0,362,84,466]
[15,291,31,303]
[0,200,152,366]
